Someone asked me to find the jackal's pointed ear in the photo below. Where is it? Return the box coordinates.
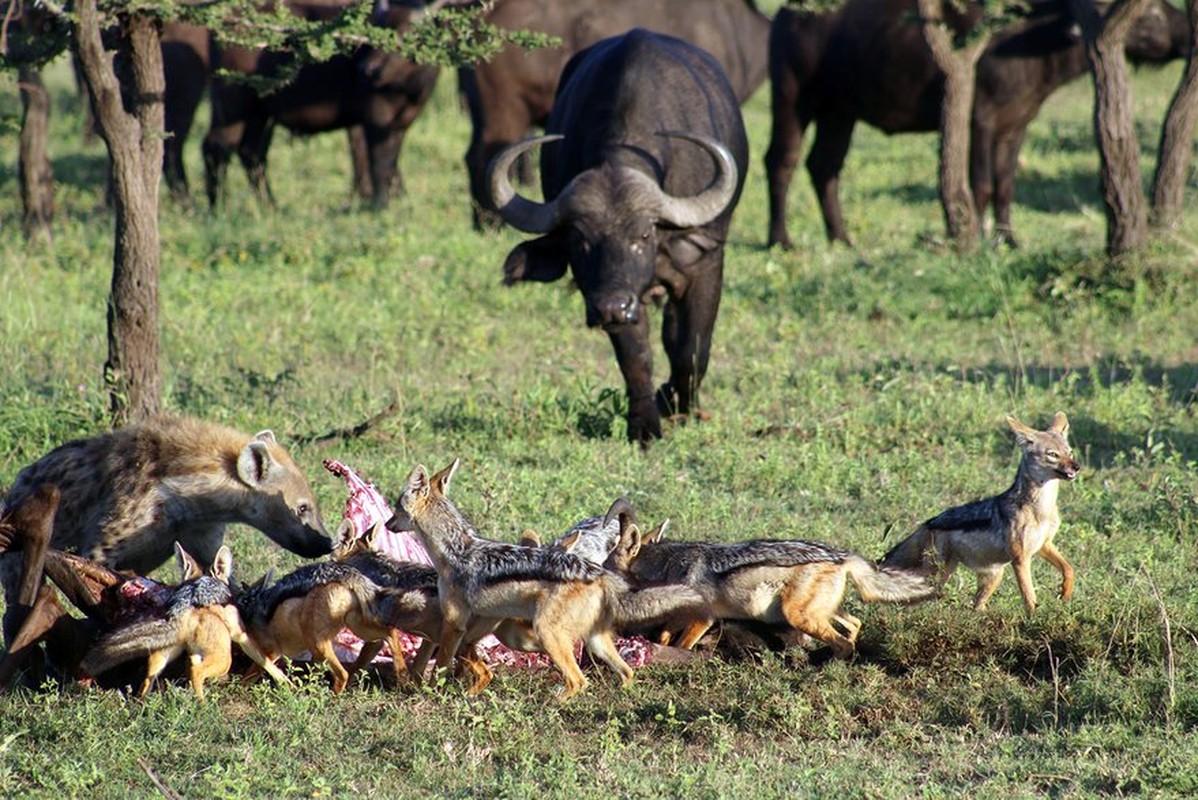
[1048,411,1070,439]
[431,458,460,497]
[334,518,357,549]
[644,518,669,544]
[557,530,582,552]
[519,529,542,547]
[618,523,643,560]
[175,542,202,581]
[365,520,385,547]
[237,439,279,486]
[211,545,234,584]
[1006,415,1037,447]
[403,464,430,502]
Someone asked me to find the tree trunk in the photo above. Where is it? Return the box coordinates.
[1149,0,1198,231]
[17,65,55,242]
[74,1,164,425]
[919,0,987,253]
[1067,0,1151,256]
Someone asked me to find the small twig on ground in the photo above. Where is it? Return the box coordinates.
[138,757,183,800]
[297,400,399,448]
[1141,563,1176,725]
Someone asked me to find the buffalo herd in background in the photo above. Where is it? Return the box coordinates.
[128,0,1188,443]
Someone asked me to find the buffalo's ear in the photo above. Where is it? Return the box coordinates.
[663,231,721,269]
[502,234,569,285]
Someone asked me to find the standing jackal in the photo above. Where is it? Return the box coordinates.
[607,528,934,659]
[1,415,332,643]
[880,412,1081,613]
[393,460,708,701]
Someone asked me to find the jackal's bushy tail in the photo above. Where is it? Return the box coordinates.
[879,527,934,572]
[846,555,936,604]
[81,618,182,676]
[369,586,433,628]
[603,578,708,627]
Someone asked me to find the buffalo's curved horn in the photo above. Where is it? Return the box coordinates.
[487,134,565,233]
[652,131,739,229]
[602,497,637,530]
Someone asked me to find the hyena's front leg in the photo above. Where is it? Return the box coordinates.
[1037,542,1074,601]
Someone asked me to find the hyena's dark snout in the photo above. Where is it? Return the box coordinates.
[276,528,334,558]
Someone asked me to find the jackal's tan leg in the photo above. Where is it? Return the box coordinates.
[461,651,493,696]
[140,645,182,698]
[1011,557,1038,614]
[833,611,862,644]
[409,638,436,683]
[1038,542,1074,601]
[585,631,634,686]
[384,630,410,686]
[309,637,351,694]
[972,565,1008,611]
[536,626,587,702]
[781,603,854,659]
[188,641,233,702]
[780,576,855,658]
[675,618,715,650]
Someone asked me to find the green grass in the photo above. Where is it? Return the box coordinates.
[2,45,1198,797]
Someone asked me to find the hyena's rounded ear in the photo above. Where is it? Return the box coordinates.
[431,458,460,497]
[252,429,278,446]
[1048,411,1070,438]
[211,546,234,583]
[237,439,279,486]
[175,542,202,581]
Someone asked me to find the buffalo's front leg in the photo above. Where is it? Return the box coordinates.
[606,314,659,444]
[660,256,723,423]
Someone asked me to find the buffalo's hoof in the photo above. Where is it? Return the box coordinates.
[626,407,663,447]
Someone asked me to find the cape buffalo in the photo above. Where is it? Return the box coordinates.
[202,2,439,209]
[462,0,769,229]
[489,30,749,445]
[765,0,1189,249]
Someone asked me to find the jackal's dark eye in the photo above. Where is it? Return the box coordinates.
[296,502,311,518]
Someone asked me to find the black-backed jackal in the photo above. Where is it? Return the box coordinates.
[80,544,287,700]
[606,519,935,658]
[392,461,707,701]
[880,412,1080,613]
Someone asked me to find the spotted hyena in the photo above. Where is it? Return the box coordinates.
[1,415,332,640]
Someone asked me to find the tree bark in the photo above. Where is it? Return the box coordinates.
[17,65,55,242]
[919,0,988,253]
[74,1,164,425]
[1149,0,1198,231]
[1067,0,1151,256]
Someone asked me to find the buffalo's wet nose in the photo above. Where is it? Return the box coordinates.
[596,292,640,325]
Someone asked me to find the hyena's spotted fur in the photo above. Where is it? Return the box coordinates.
[1,415,332,610]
